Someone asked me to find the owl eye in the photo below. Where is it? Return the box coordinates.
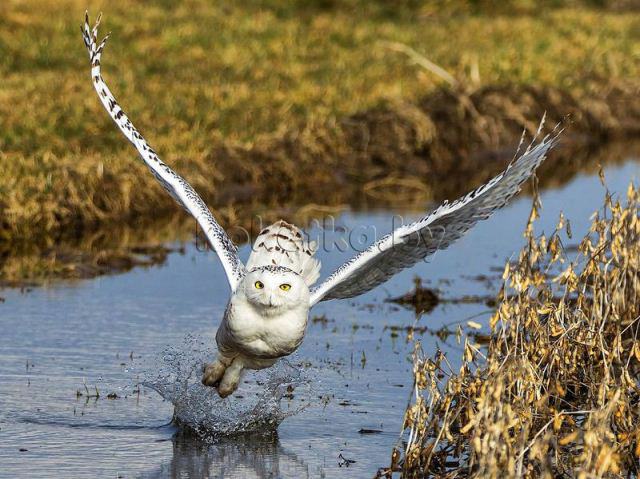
[254,281,264,289]
[279,283,291,291]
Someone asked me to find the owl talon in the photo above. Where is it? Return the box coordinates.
[215,357,245,398]
[202,376,221,388]
[217,384,236,398]
[202,360,227,388]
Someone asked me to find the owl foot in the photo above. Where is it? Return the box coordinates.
[217,357,245,398]
[202,358,229,387]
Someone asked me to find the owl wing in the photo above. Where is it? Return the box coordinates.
[309,120,560,306]
[82,14,244,291]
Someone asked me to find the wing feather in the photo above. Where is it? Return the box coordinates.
[81,13,244,291]
[309,119,560,305]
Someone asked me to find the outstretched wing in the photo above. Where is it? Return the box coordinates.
[81,13,244,291]
[309,120,560,306]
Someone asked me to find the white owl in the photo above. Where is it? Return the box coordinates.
[83,15,560,397]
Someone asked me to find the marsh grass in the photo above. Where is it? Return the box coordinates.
[382,178,640,477]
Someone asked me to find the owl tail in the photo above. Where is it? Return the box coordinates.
[247,220,321,286]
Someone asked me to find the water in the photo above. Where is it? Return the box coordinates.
[140,335,309,436]
[0,157,638,478]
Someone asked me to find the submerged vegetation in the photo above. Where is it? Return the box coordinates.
[382,179,640,477]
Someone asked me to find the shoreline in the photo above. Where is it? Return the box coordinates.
[2,83,640,284]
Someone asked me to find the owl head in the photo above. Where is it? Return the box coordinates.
[243,266,309,311]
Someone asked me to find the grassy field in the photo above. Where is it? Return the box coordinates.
[0,0,639,279]
[1,1,638,149]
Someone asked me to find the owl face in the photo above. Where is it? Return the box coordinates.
[243,267,309,311]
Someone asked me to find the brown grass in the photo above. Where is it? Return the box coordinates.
[2,137,640,285]
[3,83,640,240]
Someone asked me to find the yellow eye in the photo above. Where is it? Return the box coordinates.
[279,283,291,291]
[254,281,264,289]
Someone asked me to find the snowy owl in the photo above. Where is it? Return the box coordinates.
[82,14,560,397]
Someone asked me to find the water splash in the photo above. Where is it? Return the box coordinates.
[135,334,309,438]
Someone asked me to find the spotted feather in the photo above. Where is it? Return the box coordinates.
[82,13,245,291]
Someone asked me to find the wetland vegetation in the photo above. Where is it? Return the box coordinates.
[382,182,640,478]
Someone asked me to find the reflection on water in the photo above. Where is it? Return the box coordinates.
[0,155,638,478]
[140,432,312,479]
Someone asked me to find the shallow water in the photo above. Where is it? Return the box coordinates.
[0,157,638,478]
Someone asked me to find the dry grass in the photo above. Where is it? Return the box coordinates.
[381,178,640,477]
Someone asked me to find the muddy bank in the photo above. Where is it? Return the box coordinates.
[0,219,191,287]
[3,137,638,286]
[2,83,640,284]
[0,243,184,288]
[213,82,640,206]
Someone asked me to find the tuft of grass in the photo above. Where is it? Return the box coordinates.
[381,179,640,477]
